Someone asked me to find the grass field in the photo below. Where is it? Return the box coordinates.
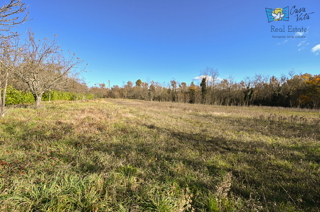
[0,99,319,211]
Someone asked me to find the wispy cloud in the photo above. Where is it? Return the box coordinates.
[277,39,288,45]
[298,41,306,51]
[298,41,306,46]
[296,38,309,52]
[193,75,222,82]
[295,31,304,36]
[311,44,320,55]
[294,26,309,37]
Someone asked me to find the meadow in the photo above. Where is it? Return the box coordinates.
[0,99,319,211]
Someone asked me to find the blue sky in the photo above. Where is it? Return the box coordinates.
[13,0,320,87]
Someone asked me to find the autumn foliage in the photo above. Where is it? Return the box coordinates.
[92,73,320,109]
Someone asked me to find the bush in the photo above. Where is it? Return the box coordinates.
[4,85,34,105]
[43,90,94,101]
[3,86,95,105]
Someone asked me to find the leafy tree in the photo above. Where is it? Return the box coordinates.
[301,75,320,108]
[135,79,142,87]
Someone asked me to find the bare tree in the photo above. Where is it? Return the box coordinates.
[14,31,85,108]
[0,38,12,117]
[0,0,28,117]
[200,67,219,87]
[0,0,28,36]
[170,80,177,102]
[0,33,21,117]
[201,67,219,104]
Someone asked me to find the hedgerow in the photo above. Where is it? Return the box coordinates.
[3,86,94,105]
[4,85,34,105]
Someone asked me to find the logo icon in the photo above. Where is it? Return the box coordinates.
[266,7,289,22]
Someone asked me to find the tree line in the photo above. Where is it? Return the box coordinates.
[91,68,320,109]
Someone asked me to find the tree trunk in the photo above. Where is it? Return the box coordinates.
[0,84,3,117]
[0,72,9,118]
[0,89,4,118]
[33,93,43,109]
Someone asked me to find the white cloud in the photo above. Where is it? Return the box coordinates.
[298,41,305,46]
[193,75,222,82]
[215,77,223,82]
[311,44,320,53]
[277,39,288,45]
[295,31,304,36]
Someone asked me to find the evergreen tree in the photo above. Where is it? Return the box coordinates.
[200,77,207,104]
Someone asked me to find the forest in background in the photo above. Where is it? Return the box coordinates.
[90,70,320,109]
[4,67,320,109]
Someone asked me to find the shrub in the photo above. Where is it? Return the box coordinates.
[4,85,34,105]
[3,86,94,105]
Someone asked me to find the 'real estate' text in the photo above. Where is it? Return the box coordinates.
[271,25,307,32]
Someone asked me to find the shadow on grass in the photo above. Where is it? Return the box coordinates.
[1,118,319,211]
[194,113,320,141]
[86,123,320,211]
